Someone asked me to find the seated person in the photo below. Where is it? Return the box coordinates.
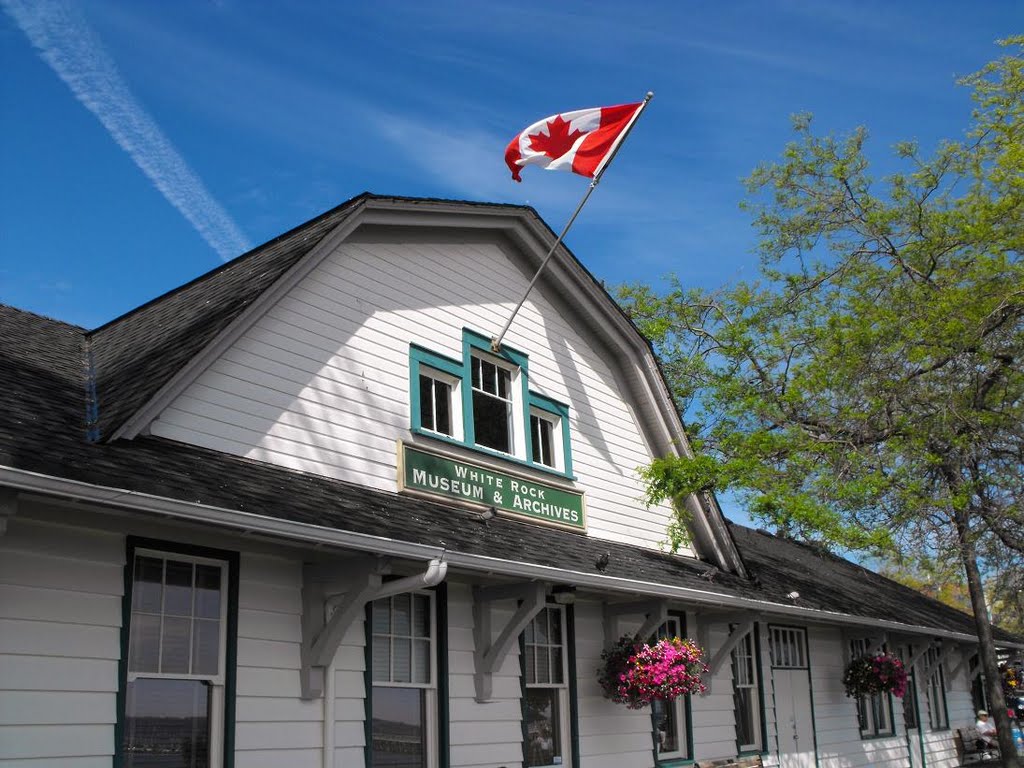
[976,710,997,749]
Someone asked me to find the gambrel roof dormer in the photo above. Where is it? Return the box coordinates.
[86,194,744,574]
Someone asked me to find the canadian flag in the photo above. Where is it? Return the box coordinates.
[504,102,644,182]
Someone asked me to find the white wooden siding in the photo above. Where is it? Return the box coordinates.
[808,627,909,768]
[150,234,691,554]
[0,517,123,766]
[448,582,526,768]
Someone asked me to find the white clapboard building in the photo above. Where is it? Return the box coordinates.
[1,194,1020,768]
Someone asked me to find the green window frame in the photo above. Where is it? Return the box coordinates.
[651,613,694,764]
[115,537,239,768]
[849,638,896,738]
[364,584,449,768]
[409,329,573,478]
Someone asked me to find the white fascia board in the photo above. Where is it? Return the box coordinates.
[3,464,1016,649]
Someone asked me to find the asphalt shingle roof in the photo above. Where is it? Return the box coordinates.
[1,298,1017,644]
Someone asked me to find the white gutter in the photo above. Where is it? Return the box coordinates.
[3,465,1019,648]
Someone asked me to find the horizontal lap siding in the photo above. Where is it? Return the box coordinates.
[809,627,909,768]
[0,516,123,765]
[151,236,690,555]
[448,582,525,768]
[235,553,324,766]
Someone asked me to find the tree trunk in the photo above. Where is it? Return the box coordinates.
[956,513,1021,768]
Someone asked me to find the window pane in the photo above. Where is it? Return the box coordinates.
[124,678,210,768]
[735,688,756,748]
[472,357,481,389]
[373,636,391,682]
[473,391,510,452]
[413,639,430,684]
[192,619,220,676]
[525,645,536,684]
[534,612,548,644]
[394,594,411,636]
[549,610,561,645]
[412,595,430,639]
[419,375,435,431]
[393,637,412,683]
[525,688,561,767]
[550,647,563,685]
[164,560,194,617]
[372,687,426,768]
[531,416,542,463]
[129,613,161,673]
[535,643,550,684]
[433,382,451,436]
[161,616,192,674]
[373,600,391,635]
[132,557,164,613]
[482,359,496,392]
[194,565,221,620]
[653,697,679,754]
[497,367,510,399]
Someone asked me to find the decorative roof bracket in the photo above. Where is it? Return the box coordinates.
[603,598,668,649]
[473,582,547,702]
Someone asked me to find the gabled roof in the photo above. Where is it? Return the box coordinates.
[83,193,744,573]
[1,302,1020,646]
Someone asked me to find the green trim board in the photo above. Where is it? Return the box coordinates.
[114,537,240,768]
[363,601,374,768]
[399,442,586,531]
[566,603,581,768]
[409,327,575,479]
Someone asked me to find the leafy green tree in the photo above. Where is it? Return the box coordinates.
[620,37,1023,765]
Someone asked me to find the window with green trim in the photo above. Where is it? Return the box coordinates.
[409,330,573,477]
[123,550,230,768]
[524,606,569,768]
[370,592,437,768]
[731,624,764,753]
[849,638,894,737]
[652,615,692,762]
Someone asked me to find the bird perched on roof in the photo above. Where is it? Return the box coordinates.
[595,552,610,572]
[700,566,719,582]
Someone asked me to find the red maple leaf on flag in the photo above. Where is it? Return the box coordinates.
[528,115,584,159]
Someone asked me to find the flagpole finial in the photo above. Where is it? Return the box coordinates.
[645,91,654,100]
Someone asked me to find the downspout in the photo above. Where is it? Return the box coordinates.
[321,557,447,768]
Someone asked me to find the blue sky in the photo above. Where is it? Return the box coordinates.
[3,0,1018,332]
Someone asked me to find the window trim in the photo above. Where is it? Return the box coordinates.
[409,330,574,479]
[115,537,239,768]
[731,622,767,756]
[925,646,950,731]
[364,586,448,768]
[522,604,577,768]
[650,612,693,764]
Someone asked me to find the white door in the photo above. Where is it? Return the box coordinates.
[774,669,816,768]
[769,627,816,768]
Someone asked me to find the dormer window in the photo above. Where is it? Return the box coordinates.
[409,329,573,478]
[471,355,514,453]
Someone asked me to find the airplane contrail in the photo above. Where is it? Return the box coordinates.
[3,0,252,262]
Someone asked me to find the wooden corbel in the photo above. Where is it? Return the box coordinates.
[923,642,956,681]
[905,640,934,671]
[696,613,761,696]
[300,555,448,700]
[0,487,17,536]
[473,582,546,702]
[949,645,978,681]
[603,598,668,649]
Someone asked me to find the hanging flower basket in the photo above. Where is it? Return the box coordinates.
[842,653,908,699]
[1001,663,1021,697]
[598,634,708,709]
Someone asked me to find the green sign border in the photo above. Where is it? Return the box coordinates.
[398,442,586,532]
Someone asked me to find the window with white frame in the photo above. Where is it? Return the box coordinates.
[530,408,561,470]
[731,625,763,753]
[471,353,517,454]
[849,638,894,737]
[652,616,690,761]
[925,646,949,730]
[524,606,569,767]
[418,367,460,439]
[123,551,229,768]
[899,647,919,731]
[371,592,437,768]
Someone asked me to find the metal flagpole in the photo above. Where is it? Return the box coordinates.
[490,91,654,353]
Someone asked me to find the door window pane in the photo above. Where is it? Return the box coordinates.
[653,697,679,754]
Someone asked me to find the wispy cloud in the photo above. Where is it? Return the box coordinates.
[2,0,250,261]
